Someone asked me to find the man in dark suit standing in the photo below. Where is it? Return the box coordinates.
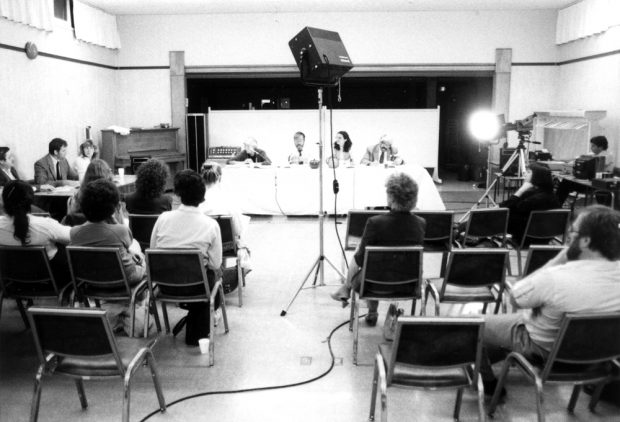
[0,147,20,186]
[34,138,79,187]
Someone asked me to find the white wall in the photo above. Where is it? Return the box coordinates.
[0,19,118,179]
[115,69,171,128]
[555,26,620,167]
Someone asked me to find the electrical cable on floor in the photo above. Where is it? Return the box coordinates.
[273,171,288,216]
[138,316,362,422]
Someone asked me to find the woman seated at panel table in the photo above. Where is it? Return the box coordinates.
[64,159,126,226]
[0,180,72,284]
[72,140,97,181]
[124,158,172,214]
[326,131,354,168]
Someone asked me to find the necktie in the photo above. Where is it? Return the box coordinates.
[379,150,385,164]
[56,161,61,180]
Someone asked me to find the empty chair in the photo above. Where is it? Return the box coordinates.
[145,248,229,366]
[415,210,454,277]
[456,208,509,248]
[507,209,570,276]
[351,246,426,365]
[488,312,620,422]
[128,214,160,251]
[0,246,71,327]
[369,316,486,422]
[27,307,166,422]
[66,246,148,337]
[213,215,244,307]
[521,244,565,277]
[426,249,509,316]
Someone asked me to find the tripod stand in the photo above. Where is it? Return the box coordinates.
[280,87,345,316]
[459,135,530,223]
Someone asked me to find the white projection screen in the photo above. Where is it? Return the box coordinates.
[207,108,440,172]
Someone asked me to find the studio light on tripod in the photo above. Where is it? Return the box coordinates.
[468,110,501,143]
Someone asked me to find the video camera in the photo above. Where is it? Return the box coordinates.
[503,114,535,134]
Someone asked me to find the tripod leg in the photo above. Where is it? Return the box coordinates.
[280,258,320,316]
[311,257,322,286]
[323,256,346,280]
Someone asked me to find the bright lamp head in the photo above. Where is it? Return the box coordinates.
[469,110,501,142]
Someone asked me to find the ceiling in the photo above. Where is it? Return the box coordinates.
[80,0,578,15]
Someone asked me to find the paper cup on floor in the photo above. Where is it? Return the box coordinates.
[198,338,210,354]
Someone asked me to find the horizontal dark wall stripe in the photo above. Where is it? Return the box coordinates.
[37,51,117,70]
[513,62,557,66]
[118,65,169,70]
[559,48,620,65]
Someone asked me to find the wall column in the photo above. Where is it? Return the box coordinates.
[488,48,512,181]
[170,51,187,156]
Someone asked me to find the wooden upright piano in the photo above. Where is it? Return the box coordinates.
[101,128,186,186]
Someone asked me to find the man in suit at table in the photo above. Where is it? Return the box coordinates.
[34,138,79,188]
[360,134,404,166]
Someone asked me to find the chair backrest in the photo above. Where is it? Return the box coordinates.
[145,248,211,300]
[31,212,51,218]
[345,210,389,250]
[388,316,484,384]
[541,312,620,381]
[359,246,423,300]
[441,249,508,293]
[128,214,160,251]
[465,208,509,241]
[414,210,454,252]
[66,246,131,295]
[27,307,123,372]
[0,246,59,297]
[522,245,564,277]
[212,215,235,254]
[520,209,570,248]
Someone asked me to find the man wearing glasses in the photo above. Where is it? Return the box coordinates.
[480,205,620,397]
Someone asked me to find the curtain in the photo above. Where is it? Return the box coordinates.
[0,0,54,31]
[73,0,121,49]
[556,0,620,45]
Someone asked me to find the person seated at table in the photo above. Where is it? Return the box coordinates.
[0,180,71,284]
[34,138,79,188]
[556,135,614,205]
[228,137,272,165]
[499,162,561,245]
[330,173,425,325]
[360,134,404,166]
[326,131,354,168]
[200,161,251,267]
[288,131,308,165]
[70,179,145,286]
[72,139,97,181]
[150,169,223,345]
[0,147,21,186]
[64,159,125,226]
[125,158,172,214]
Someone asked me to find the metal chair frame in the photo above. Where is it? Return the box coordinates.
[145,248,229,366]
[128,213,160,252]
[213,215,244,307]
[369,316,486,422]
[27,307,166,422]
[414,210,455,277]
[456,208,509,249]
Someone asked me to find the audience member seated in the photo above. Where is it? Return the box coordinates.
[288,131,308,165]
[330,173,425,325]
[124,158,172,214]
[150,169,223,345]
[72,139,97,181]
[0,147,20,186]
[360,134,404,166]
[228,137,272,165]
[64,159,125,226]
[34,138,79,188]
[479,205,620,397]
[70,179,145,286]
[556,135,614,205]
[200,161,251,266]
[326,131,354,168]
[0,180,71,284]
[499,163,560,244]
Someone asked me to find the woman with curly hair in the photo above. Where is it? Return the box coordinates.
[65,159,125,225]
[330,173,425,325]
[125,159,172,214]
[0,180,72,283]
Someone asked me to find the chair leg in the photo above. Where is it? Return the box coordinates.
[477,375,486,422]
[369,359,379,421]
[482,302,488,314]
[567,384,581,413]
[150,299,162,333]
[122,372,132,422]
[237,261,243,308]
[410,298,417,316]
[353,297,360,365]
[517,250,523,277]
[349,290,356,332]
[74,378,88,409]
[146,350,167,412]
[589,382,606,412]
[128,296,137,338]
[16,298,30,329]
[488,360,511,417]
[209,301,215,366]
[453,387,464,421]
[30,364,44,422]
[534,378,546,422]
[219,284,229,333]
[161,303,170,334]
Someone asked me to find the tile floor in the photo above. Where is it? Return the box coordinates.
[1,174,618,421]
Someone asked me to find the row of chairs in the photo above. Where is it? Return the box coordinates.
[344,208,571,276]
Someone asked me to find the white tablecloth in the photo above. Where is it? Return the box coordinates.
[220,164,444,215]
